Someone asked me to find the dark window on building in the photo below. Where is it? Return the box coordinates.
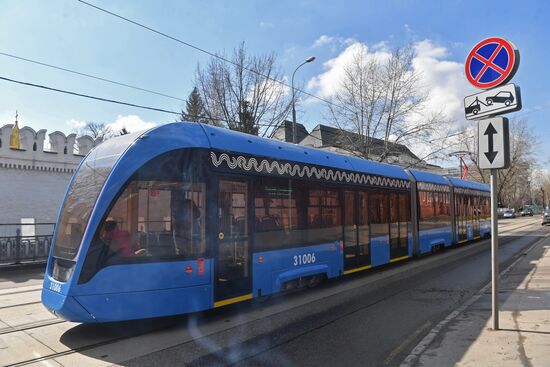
[33,142,37,151]
[64,146,67,154]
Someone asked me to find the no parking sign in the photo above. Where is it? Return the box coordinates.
[465,37,519,89]
[464,36,522,332]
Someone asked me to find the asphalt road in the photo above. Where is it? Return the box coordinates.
[121,217,546,367]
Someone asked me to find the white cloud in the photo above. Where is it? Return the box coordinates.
[412,39,474,126]
[259,21,274,29]
[66,118,86,130]
[310,35,358,54]
[312,35,336,48]
[371,40,389,52]
[306,41,390,99]
[307,38,475,126]
[106,115,157,134]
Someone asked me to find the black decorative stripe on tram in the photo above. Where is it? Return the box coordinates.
[454,187,490,196]
[210,151,410,189]
[417,182,451,193]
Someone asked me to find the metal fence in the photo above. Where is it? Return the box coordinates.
[0,223,55,265]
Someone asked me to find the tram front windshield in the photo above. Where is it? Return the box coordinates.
[53,132,141,261]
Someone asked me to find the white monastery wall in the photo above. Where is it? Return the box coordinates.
[0,124,99,227]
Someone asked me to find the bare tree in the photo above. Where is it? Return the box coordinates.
[532,166,550,208]
[195,42,291,136]
[79,122,112,141]
[325,45,452,165]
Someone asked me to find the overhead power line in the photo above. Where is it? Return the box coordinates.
[0,74,292,132]
[0,75,180,115]
[0,74,452,163]
[76,0,343,111]
[0,73,329,144]
[0,51,185,102]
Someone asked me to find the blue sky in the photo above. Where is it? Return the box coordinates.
[1,0,549,165]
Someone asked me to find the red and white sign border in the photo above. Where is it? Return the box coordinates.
[465,37,519,90]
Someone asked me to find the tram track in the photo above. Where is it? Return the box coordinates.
[3,320,174,367]
[5,338,129,367]
[0,286,42,297]
[0,301,42,310]
[0,318,65,336]
[3,219,542,367]
[496,220,539,234]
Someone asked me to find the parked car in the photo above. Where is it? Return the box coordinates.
[486,91,514,106]
[520,208,534,216]
[542,210,550,226]
[503,210,516,218]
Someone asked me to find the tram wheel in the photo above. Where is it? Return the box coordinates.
[307,274,324,288]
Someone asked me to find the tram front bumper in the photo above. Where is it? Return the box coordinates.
[42,287,97,323]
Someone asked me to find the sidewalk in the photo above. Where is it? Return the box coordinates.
[402,232,550,367]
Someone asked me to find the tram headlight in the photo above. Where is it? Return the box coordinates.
[52,258,75,282]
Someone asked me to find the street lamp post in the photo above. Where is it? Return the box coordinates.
[291,56,315,144]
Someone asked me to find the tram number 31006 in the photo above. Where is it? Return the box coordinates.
[293,253,316,266]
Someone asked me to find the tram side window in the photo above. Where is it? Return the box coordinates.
[419,190,450,230]
[254,180,341,251]
[419,191,434,230]
[398,192,410,244]
[307,187,341,244]
[254,178,307,251]
[434,192,451,226]
[481,197,491,220]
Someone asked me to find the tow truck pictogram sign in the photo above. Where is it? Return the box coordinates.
[464,83,521,120]
[465,37,519,89]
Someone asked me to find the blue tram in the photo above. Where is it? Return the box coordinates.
[42,122,490,322]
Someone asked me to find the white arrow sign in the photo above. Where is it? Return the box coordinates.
[478,117,510,169]
[464,84,521,120]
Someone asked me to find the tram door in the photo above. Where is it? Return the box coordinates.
[343,191,358,269]
[473,196,480,238]
[215,179,252,304]
[457,195,467,241]
[389,192,408,259]
[343,191,370,271]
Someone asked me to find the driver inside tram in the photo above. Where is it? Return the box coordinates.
[102,220,142,257]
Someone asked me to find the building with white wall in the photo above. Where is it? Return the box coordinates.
[0,119,99,234]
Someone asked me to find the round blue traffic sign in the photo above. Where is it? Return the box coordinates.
[465,37,519,89]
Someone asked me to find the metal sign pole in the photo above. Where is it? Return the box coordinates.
[466,36,519,332]
[490,168,499,330]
